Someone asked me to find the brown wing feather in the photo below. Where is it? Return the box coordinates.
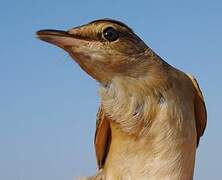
[94,106,111,169]
[187,74,207,146]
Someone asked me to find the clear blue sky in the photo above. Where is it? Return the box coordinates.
[0,0,221,179]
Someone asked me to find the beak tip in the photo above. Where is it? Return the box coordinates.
[36,30,45,36]
[35,29,75,48]
[36,30,48,40]
[36,29,62,41]
[35,31,42,39]
[36,29,68,35]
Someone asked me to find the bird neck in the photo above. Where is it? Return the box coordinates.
[99,73,197,180]
[99,67,170,135]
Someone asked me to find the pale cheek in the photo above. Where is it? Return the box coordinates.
[85,47,111,63]
[90,53,105,62]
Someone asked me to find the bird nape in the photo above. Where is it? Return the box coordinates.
[37,18,207,180]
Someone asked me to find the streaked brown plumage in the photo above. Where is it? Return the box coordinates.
[36,19,207,180]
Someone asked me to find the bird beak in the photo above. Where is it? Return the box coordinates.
[36,29,84,50]
[36,28,106,82]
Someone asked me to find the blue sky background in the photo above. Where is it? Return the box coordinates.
[0,0,221,179]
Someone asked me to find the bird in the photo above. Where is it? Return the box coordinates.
[36,19,207,180]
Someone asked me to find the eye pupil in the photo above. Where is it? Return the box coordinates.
[103,27,119,41]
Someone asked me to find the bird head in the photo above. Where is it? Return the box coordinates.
[37,19,149,84]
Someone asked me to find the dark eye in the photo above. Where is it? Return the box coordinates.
[102,27,119,41]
